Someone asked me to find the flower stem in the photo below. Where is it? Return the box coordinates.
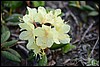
[34,22,38,28]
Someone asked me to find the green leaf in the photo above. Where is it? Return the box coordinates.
[61,43,76,53]
[68,1,76,4]
[80,5,95,11]
[1,51,21,62]
[88,11,99,16]
[69,4,78,8]
[6,14,23,22]
[7,22,21,26]
[50,43,66,50]
[7,48,21,58]
[1,31,10,43]
[38,53,47,66]
[68,1,80,8]
[2,40,18,48]
[3,1,23,10]
[1,24,9,34]
[27,51,35,61]
[32,1,45,7]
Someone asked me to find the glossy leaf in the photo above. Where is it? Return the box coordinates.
[38,54,47,66]
[7,48,21,58]
[1,24,9,34]
[68,1,76,4]
[1,31,10,43]
[61,43,76,53]
[1,51,21,62]
[6,22,21,26]
[69,1,80,8]
[32,1,45,7]
[69,4,78,8]
[2,40,18,48]
[88,11,99,16]
[6,14,23,22]
[80,5,95,11]
[50,43,66,50]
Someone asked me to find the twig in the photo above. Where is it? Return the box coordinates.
[17,45,29,56]
[65,6,79,26]
[85,38,97,43]
[65,11,70,19]
[11,34,19,37]
[17,41,26,44]
[79,20,95,44]
[81,21,95,41]
[89,37,99,58]
[63,59,71,64]
[70,12,79,25]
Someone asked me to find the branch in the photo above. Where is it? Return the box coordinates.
[79,20,95,44]
[89,37,99,58]
[65,6,79,26]
[16,44,29,57]
[81,20,95,41]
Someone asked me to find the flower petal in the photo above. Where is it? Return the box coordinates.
[46,37,54,47]
[36,37,47,49]
[38,7,47,16]
[23,15,31,23]
[36,37,54,49]
[61,24,70,33]
[27,7,37,19]
[22,7,37,24]
[55,9,61,16]
[55,16,64,23]
[34,27,45,37]
[51,28,60,44]
[34,13,42,23]
[35,7,47,24]
[19,31,34,40]
[27,39,41,54]
[19,22,34,31]
[59,34,70,44]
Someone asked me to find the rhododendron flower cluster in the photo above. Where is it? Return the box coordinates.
[19,6,71,56]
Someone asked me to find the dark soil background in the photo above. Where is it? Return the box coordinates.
[1,1,99,66]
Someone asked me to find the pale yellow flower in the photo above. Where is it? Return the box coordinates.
[18,6,71,55]
[27,38,41,55]
[19,22,35,41]
[46,9,71,44]
[23,7,37,23]
[19,22,34,31]
[52,22,71,44]
[34,25,54,49]
[45,9,63,25]
[19,22,41,55]
[34,7,61,24]
[54,9,61,16]
[35,7,47,24]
